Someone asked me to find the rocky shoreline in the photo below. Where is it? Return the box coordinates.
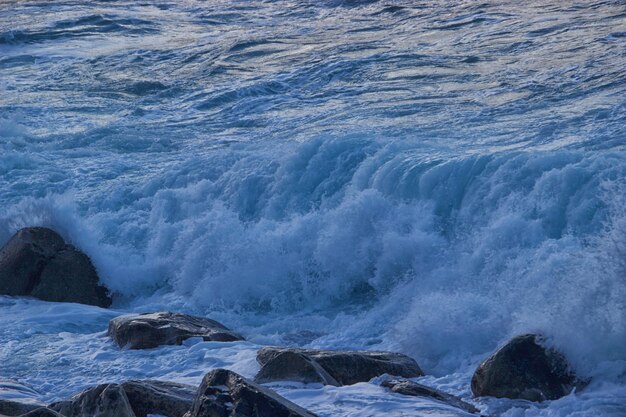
[0,228,588,417]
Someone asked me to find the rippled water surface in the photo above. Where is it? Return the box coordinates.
[1,1,625,416]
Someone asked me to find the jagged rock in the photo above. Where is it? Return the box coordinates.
[50,384,136,417]
[121,380,196,417]
[0,399,41,416]
[108,312,244,349]
[0,227,111,307]
[381,378,479,414]
[255,347,423,386]
[471,334,582,401]
[185,369,318,417]
[18,408,65,417]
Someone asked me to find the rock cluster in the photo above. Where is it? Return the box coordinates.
[2,227,591,417]
[4,372,317,417]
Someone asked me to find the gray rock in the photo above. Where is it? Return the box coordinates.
[0,399,41,416]
[108,312,244,349]
[381,378,479,414]
[185,369,318,417]
[471,334,582,401]
[50,384,136,417]
[18,408,65,417]
[121,380,196,417]
[255,350,340,386]
[0,227,111,307]
[255,347,423,386]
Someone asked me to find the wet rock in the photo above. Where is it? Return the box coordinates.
[0,399,41,416]
[0,379,40,396]
[0,379,44,416]
[18,408,65,417]
[255,350,340,386]
[121,380,196,417]
[108,312,244,349]
[381,378,479,414]
[0,227,111,307]
[50,384,136,417]
[255,347,423,386]
[185,369,318,417]
[471,334,581,401]
[0,378,41,402]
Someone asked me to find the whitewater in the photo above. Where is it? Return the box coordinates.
[0,0,625,415]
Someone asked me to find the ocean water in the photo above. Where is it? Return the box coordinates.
[1,0,625,416]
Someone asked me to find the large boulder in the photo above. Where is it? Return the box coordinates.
[381,378,479,414]
[255,347,423,386]
[0,227,111,307]
[50,384,136,417]
[185,369,318,417]
[120,380,196,417]
[108,312,244,349]
[471,334,581,401]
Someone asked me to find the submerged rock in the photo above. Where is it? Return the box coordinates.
[185,369,318,417]
[50,384,136,417]
[471,334,582,401]
[0,379,44,416]
[0,227,111,307]
[18,408,65,417]
[255,347,423,386]
[108,312,244,349]
[0,399,42,416]
[381,378,479,414]
[0,378,41,400]
[121,380,196,417]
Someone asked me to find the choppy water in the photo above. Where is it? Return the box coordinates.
[1,1,625,416]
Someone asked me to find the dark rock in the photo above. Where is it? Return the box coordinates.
[121,380,196,417]
[0,228,64,295]
[255,347,423,386]
[0,227,111,307]
[255,350,340,386]
[185,369,318,417]
[381,378,479,414]
[0,399,41,416]
[18,408,65,417]
[471,334,581,401]
[108,312,244,349]
[50,383,136,417]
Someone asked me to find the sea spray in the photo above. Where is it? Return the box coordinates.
[1,0,625,415]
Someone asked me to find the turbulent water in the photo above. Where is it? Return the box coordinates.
[1,1,625,416]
